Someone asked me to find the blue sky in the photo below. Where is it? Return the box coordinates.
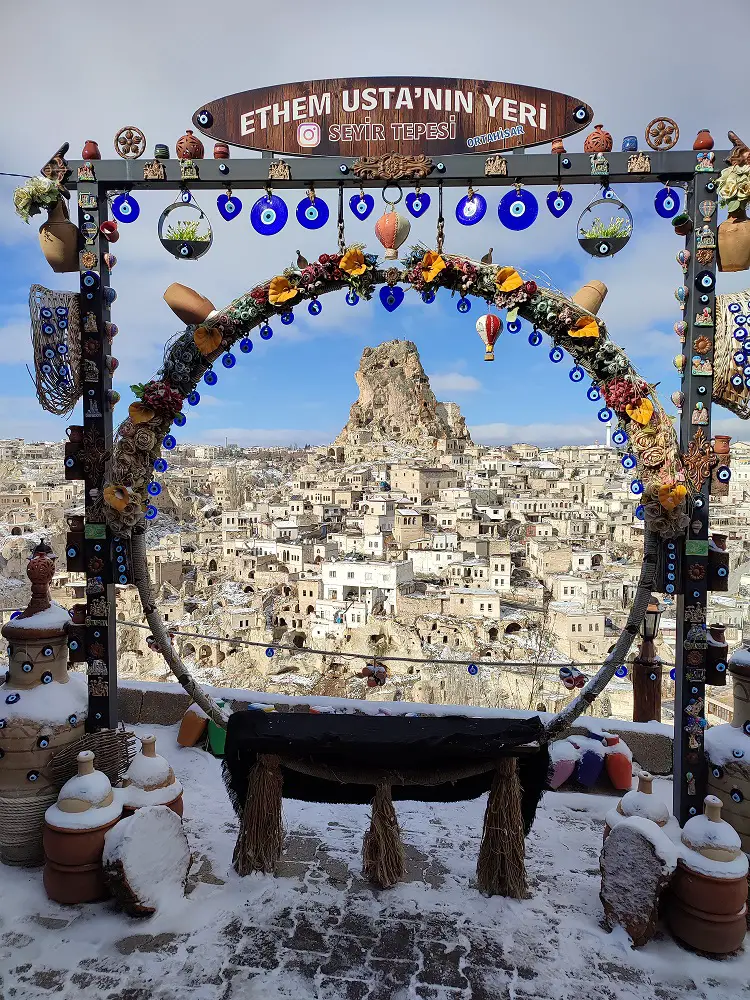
[1,0,748,447]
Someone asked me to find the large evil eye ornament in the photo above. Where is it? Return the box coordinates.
[173,412,186,427]
[147,482,162,496]
[405,191,430,218]
[204,369,218,386]
[498,189,539,231]
[296,195,329,230]
[695,269,716,292]
[380,286,405,312]
[81,270,100,291]
[163,434,176,449]
[654,187,680,219]
[260,325,273,340]
[111,193,140,223]
[240,338,253,353]
[455,192,487,225]
[222,353,236,368]
[250,194,288,236]
[573,105,588,123]
[145,505,158,520]
[217,194,242,221]
[506,318,522,333]
[349,193,374,220]
[308,300,323,316]
[547,189,573,218]
[154,458,168,472]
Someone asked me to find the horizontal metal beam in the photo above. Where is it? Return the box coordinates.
[60,149,728,191]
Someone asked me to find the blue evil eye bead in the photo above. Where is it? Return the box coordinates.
[81,270,100,290]
[350,193,374,220]
[498,189,539,231]
[734,352,746,364]
[615,665,628,678]
[717,662,727,673]
[41,672,52,685]
[222,352,236,368]
[735,315,748,326]
[37,736,50,749]
[528,330,543,347]
[734,328,747,341]
[40,307,53,319]
[716,466,731,482]
[569,366,584,382]
[265,647,275,658]
[5,693,19,705]
[654,187,680,219]
[380,286,405,312]
[217,194,242,221]
[598,407,613,422]
[630,479,644,495]
[57,344,68,356]
[119,574,128,584]
[196,109,213,128]
[634,504,645,520]
[145,505,158,520]
[467,663,479,676]
[457,297,471,314]
[346,290,360,306]
[44,347,56,360]
[731,374,744,389]
[42,646,53,657]
[180,190,192,204]
[260,325,273,340]
[587,386,601,402]
[154,458,168,472]
[733,747,745,759]
[250,193,288,236]
[695,269,716,292]
[601,187,617,200]
[670,668,676,681]
[506,318,522,334]
[455,192,487,225]
[173,412,186,427]
[308,300,323,316]
[296,195,329,230]
[240,338,253,353]
[549,346,564,363]
[204,369,218,385]
[112,193,140,223]
[21,662,33,673]
[42,322,55,336]
[546,189,573,218]
[405,191,430,218]
[731,788,744,803]
[27,770,39,782]
[420,289,434,304]
[68,714,78,726]
[622,454,637,470]
[147,482,162,497]
[280,311,294,325]
[729,302,742,313]
[163,434,176,450]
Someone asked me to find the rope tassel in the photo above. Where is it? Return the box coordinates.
[362,782,405,889]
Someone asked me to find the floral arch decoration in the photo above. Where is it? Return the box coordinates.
[104,244,681,733]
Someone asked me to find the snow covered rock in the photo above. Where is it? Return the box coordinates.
[103,805,191,917]
[600,817,677,947]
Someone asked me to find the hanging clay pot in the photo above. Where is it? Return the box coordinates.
[163,283,216,326]
[718,209,750,273]
[38,199,78,274]
[583,124,613,153]
[176,129,204,160]
[572,279,608,315]
[693,129,715,151]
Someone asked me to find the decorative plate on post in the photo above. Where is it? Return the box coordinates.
[577,197,633,258]
[157,200,213,260]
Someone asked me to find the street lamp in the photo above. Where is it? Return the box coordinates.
[633,601,663,723]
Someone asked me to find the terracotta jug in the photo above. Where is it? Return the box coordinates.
[213,142,230,159]
[583,124,613,153]
[163,282,216,326]
[693,129,714,151]
[604,771,670,839]
[176,129,204,160]
[38,200,78,274]
[120,735,183,817]
[603,734,633,792]
[81,140,101,160]
[713,434,731,455]
[572,280,608,315]
[718,210,750,273]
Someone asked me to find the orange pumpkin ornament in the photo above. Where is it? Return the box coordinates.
[625,398,654,425]
[193,325,223,356]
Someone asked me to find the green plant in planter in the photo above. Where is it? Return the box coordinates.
[165,219,211,241]
[579,216,632,240]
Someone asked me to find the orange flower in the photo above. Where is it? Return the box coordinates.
[128,402,156,424]
[103,484,133,512]
[340,248,367,276]
[568,317,599,338]
[625,398,654,425]
[421,251,446,283]
[657,482,687,511]
[194,325,223,356]
[268,275,299,306]
[495,266,523,293]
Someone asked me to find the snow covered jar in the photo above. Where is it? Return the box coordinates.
[667,795,748,955]
[0,545,87,865]
[119,734,183,817]
[43,750,122,904]
[706,644,750,854]
[604,771,670,840]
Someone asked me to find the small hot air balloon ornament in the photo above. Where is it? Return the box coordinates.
[676,249,691,274]
[476,314,502,361]
[374,206,411,260]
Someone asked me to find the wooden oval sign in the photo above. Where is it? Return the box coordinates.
[192,77,593,158]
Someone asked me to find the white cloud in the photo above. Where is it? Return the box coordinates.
[470,420,607,447]
[429,371,482,393]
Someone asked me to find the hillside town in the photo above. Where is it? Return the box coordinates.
[1,340,749,723]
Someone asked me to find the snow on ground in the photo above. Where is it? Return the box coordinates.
[0,723,748,1000]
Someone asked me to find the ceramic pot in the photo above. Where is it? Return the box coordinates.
[604,736,632,791]
[38,200,78,274]
[713,434,732,455]
[693,129,715,151]
[551,138,566,154]
[43,816,119,868]
[572,280,608,315]
[718,210,750,273]
[122,792,184,819]
[163,282,216,325]
[621,136,638,152]
[65,425,84,443]
[673,214,692,236]
[154,144,170,159]
[99,220,119,243]
[43,859,108,906]
[672,861,747,915]
[213,142,230,159]
[81,140,101,160]
[668,895,747,955]
[177,704,208,747]
[176,130,204,160]
[583,124,613,153]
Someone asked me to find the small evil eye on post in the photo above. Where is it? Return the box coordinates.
[695,270,716,292]
[37,736,50,749]
[467,663,478,676]
[81,270,100,290]
[573,105,588,122]
[561,157,572,169]
[717,466,732,482]
[196,109,213,127]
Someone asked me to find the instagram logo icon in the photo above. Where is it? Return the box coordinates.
[297,122,321,148]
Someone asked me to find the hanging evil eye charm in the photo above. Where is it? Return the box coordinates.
[188,391,200,405]
[81,270,100,291]
[654,187,680,219]
[455,192,487,226]
[308,300,323,316]
[217,193,242,221]
[615,665,628,678]
[467,663,479,676]
[154,458,168,472]
[347,290,360,306]
[145,505,158,520]
[546,189,573,218]
[457,297,471,314]
[296,194,329,230]
[405,191,430,218]
[622,454,637,470]
[222,353,236,368]
[548,346,563,363]
[528,330,543,347]
[111,193,140,223]
[729,302,742,313]
[280,311,294,325]
[250,193,288,236]
[420,289,434,304]
[598,407,613,422]
[612,429,628,448]
[240,338,253,353]
[265,647,275,658]
[587,386,601,402]
[498,189,539,231]
[716,466,731,482]
[506,318,522,334]
[163,434,176,449]
[380,286,405,312]
[349,193,374,220]
[173,412,186,427]
[260,325,273,340]
[147,482,162,496]
[630,479,644,495]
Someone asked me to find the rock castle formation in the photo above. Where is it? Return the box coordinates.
[335,341,472,448]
